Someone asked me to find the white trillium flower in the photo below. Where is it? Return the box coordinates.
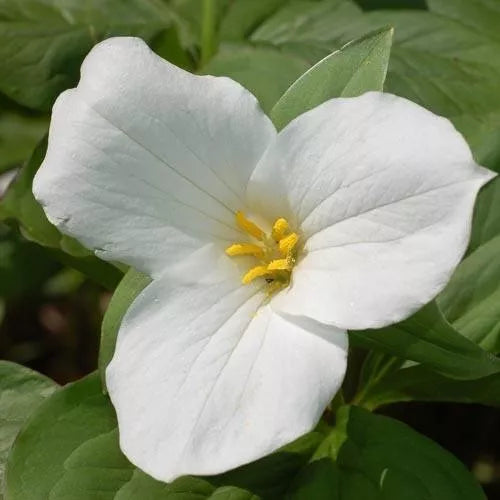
[34,37,494,481]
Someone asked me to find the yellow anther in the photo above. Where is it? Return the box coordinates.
[267,258,292,271]
[242,265,269,284]
[278,232,298,256]
[225,243,264,258]
[228,212,298,291]
[272,218,289,241]
[236,211,264,241]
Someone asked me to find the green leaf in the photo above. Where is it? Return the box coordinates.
[438,235,500,354]
[211,432,325,499]
[349,301,500,380]
[202,44,309,113]
[468,176,500,253]
[355,365,500,411]
[436,173,500,354]
[219,0,288,41]
[252,2,500,140]
[208,487,259,500]
[4,373,116,500]
[0,361,57,499]
[0,0,174,110]
[427,0,500,43]
[0,110,47,173]
[251,0,363,47]
[5,371,321,499]
[99,268,151,389]
[1,138,122,290]
[289,406,486,499]
[270,27,393,130]
[115,471,215,500]
[1,138,60,247]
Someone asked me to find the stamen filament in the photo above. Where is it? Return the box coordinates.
[236,211,264,240]
[225,243,264,258]
[242,265,269,284]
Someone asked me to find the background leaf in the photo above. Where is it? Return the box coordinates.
[0,0,175,110]
[350,302,500,380]
[202,44,309,113]
[0,139,122,290]
[270,26,393,130]
[355,364,500,411]
[289,406,486,499]
[0,361,57,499]
[99,268,151,389]
[0,106,47,173]
[4,371,322,499]
[4,373,116,500]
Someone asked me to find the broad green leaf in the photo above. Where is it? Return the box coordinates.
[5,371,322,499]
[99,268,151,389]
[4,373,116,500]
[0,0,174,110]
[357,0,427,9]
[202,44,309,113]
[1,138,60,247]
[355,365,500,411]
[209,487,259,500]
[468,176,500,253]
[289,406,486,499]
[115,471,215,500]
[251,0,363,47]
[219,0,288,41]
[270,27,393,130]
[0,361,57,499]
[49,429,135,499]
[349,302,500,380]
[438,235,500,354]
[353,348,500,410]
[0,110,47,173]
[427,0,500,43]
[211,432,325,499]
[1,139,122,290]
[452,112,500,173]
[253,3,500,135]
[4,372,215,499]
[150,26,196,71]
[436,175,500,354]
[49,428,257,499]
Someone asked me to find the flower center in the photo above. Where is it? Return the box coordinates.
[225,211,300,293]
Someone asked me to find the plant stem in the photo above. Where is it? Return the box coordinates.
[200,0,217,67]
[351,356,402,409]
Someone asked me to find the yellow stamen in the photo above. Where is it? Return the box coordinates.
[225,243,264,258]
[242,265,269,284]
[267,258,292,271]
[272,218,289,241]
[226,213,298,292]
[236,211,264,241]
[278,232,298,256]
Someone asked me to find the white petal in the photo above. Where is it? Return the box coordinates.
[106,264,347,481]
[34,37,275,277]
[248,92,495,329]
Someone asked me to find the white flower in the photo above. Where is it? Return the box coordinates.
[33,37,494,481]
